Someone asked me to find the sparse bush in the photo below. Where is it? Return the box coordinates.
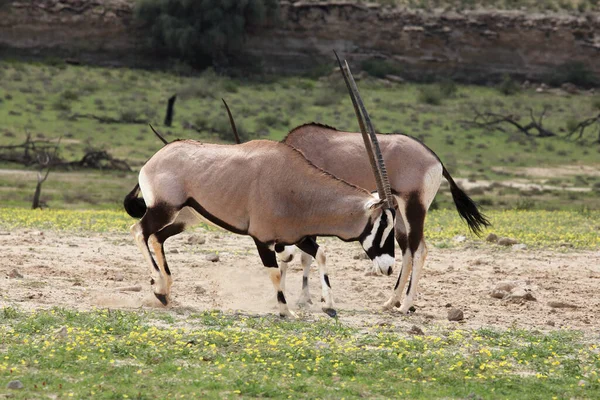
[498,74,520,95]
[61,89,79,101]
[120,109,142,123]
[361,59,403,79]
[592,96,600,110]
[222,80,239,93]
[515,198,536,210]
[418,85,443,105]
[547,62,598,88]
[439,79,458,98]
[134,0,279,68]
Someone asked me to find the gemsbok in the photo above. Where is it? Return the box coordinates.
[124,57,396,318]
[223,72,490,315]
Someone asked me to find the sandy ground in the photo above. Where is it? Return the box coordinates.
[1,228,599,333]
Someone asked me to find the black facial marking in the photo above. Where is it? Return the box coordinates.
[360,209,396,260]
[277,291,287,304]
[154,293,168,306]
[283,254,294,263]
[323,308,337,318]
[323,274,331,288]
[274,244,285,253]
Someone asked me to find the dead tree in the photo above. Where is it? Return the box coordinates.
[32,138,61,210]
[164,95,177,127]
[463,107,600,142]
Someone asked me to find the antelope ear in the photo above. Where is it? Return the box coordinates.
[365,198,385,211]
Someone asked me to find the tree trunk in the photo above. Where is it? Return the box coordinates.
[31,181,43,209]
[164,95,177,127]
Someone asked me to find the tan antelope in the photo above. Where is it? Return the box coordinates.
[223,82,489,315]
[123,58,396,318]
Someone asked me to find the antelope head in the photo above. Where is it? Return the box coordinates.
[335,51,397,276]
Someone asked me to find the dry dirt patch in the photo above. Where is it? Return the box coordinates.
[1,229,599,332]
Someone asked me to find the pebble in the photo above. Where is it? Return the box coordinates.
[408,325,424,335]
[195,285,207,295]
[447,308,464,321]
[498,237,518,246]
[512,243,527,251]
[485,233,498,243]
[187,235,206,245]
[114,273,124,282]
[8,268,23,279]
[7,380,24,390]
[206,253,220,262]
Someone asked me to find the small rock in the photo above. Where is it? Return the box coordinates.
[505,288,536,302]
[206,253,219,262]
[8,268,23,279]
[546,320,555,327]
[384,74,405,83]
[548,301,578,309]
[512,243,527,251]
[353,252,369,260]
[498,237,518,246]
[408,325,424,335]
[444,303,452,308]
[169,248,179,254]
[453,235,467,243]
[490,289,508,299]
[187,235,206,245]
[447,308,464,321]
[494,281,518,292]
[116,285,142,292]
[195,285,207,295]
[114,273,124,282]
[559,242,574,248]
[55,326,68,338]
[7,380,24,390]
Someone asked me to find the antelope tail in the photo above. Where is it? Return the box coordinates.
[442,166,490,236]
[123,184,147,218]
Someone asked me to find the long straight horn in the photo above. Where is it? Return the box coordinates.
[149,124,169,145]
[334,51,394,208]
[222,98,241,144]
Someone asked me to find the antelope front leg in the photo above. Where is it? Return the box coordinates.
[297,237,335,317]
[398,241,427,314]
[255,239,296,318]
[383,250,413,312]
[130,223,170,305]
[297,251,313,307]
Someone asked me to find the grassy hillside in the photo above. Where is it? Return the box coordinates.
[0,60,599,210]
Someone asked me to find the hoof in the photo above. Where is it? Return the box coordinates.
[297,298,313,308]
[398,306,416,315]
[322,308,337,318]
[154,293,169,306]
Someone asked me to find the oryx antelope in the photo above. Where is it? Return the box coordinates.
[282,124,490,313]
[123,59,397,318]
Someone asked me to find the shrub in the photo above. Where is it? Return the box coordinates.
[498,74,520,95]
[439,79,458,98]
[134,0,279,68]
[547,62,598,88]
[361,59,403,79]
[418,85,443,105]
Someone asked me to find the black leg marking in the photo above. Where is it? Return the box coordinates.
[406,272,413,295]
[323,274,331,288]
[396,232,408,255]
[253,238,278,268]
[277,291,287,304]
[295,236,319,258]
[394,268,404,290]
[406,193,426,254]
[141,205,179,273]
[302,276,308,290]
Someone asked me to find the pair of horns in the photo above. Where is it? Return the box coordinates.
[334,51,394,209]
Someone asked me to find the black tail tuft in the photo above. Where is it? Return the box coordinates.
[442,167,491,236]
[123,184,147,218]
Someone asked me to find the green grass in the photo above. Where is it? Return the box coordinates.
[1,307,598,399]
[1,208,598,249]
[1,60,599,210]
